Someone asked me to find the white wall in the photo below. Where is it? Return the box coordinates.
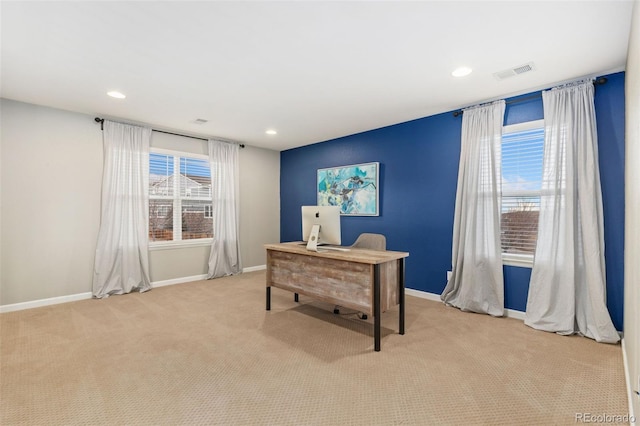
[1,100,102,304]
[0,98,280,306]
[625,0,640,418]
[238,144,281,268]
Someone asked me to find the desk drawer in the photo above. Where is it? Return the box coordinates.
[267,249,372,313]
[266,249,400,314]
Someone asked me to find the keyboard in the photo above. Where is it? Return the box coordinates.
[318,246,351,252]
[297,242,351,252]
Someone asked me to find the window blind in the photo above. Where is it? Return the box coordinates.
[149,151,213,243]
[179,157,213,240]
[501,127,544,255]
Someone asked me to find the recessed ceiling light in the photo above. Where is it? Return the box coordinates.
[107,91,126,99]
[265,129,277,135]
[452,67,473,77]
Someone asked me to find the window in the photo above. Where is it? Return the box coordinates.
[501,120,544,266]
[149,150,213,244]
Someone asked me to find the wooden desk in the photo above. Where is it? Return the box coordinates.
[265,242,409,352]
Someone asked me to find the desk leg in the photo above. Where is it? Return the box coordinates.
[266,287,271,311]
[399,258,405,335]
[374,263,381,352]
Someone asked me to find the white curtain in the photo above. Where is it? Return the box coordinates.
[525,81,619,343]
[441,101,505,316]
[93,121,152,298]
[207,139,241,278]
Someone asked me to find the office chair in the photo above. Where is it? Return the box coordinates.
[333,233,387,319]
[350,233,386,251]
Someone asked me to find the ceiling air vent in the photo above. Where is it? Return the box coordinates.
[493,62,536,81]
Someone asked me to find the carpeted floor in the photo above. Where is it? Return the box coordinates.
[0,270,629,425]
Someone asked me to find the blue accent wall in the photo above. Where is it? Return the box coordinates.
[280,71,625,330]
[595,72,625,330]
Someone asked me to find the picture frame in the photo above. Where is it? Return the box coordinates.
[317,162,379,216]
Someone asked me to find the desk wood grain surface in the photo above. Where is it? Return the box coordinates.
[265,242,408,314]
[264,242,409,264]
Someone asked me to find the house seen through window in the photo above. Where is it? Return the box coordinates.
[149,151,213,243]
[501,120,544,264]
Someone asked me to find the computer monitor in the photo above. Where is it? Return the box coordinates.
[301,205,341,250]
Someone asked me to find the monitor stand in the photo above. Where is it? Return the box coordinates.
[306,224,321,252]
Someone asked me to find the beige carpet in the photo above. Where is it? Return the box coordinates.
[0,271,629,425]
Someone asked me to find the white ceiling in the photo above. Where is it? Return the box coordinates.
[1,1,634,151]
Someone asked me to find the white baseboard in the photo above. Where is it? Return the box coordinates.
[405,288,526,320]
[243,264,266,273]
[151,274,208,288]
[0,292,93,313]
[405,288,442,302]
[0,266,267,313]
[504,307,526,320]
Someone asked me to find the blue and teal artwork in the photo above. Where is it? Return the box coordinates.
[317,162,379,216]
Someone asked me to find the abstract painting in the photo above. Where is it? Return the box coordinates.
[317,162,379,216]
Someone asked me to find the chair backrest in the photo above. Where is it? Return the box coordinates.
[350,233,386,251]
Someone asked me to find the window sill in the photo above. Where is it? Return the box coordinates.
[502,253,533,268]
[149,239,213,251]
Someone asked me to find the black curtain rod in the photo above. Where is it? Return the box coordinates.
[452,76,608,117]
[94,117,245,148]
